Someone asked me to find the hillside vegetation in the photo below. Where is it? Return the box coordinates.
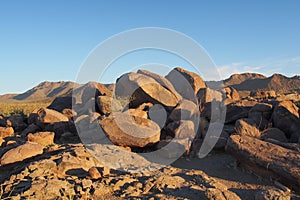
[0,101,51,117]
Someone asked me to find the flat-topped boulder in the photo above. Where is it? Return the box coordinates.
[0,142,44,166]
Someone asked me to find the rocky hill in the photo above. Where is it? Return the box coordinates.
[207,73,300,98]
[0,81,75,102]
[230,74,300,93]
[224,73,267,86]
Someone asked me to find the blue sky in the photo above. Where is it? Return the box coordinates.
[1,0,300,94]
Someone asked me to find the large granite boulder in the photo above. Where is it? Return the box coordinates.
[99,112,161,147]
[272,101,300,142]
[137,69,182,101]
[115,72,180,108]
[166,67,206,101]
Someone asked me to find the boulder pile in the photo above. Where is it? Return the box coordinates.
[0,67,299,199]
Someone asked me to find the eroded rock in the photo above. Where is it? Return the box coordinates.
[226,134,300,191]
[99,112,160,147]
[0,142,44,165]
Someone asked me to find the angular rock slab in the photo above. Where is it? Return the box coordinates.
[99,112,161,147]
[226,134,300,191]
[0,142,44,166]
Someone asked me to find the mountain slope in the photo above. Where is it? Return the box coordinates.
[0,81,75,102]
[230,74,300,93]
[223,73,266,86]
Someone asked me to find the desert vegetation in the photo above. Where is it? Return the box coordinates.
[0,101,50,117]
[295,101,300,108]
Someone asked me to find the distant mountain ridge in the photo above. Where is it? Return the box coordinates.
[224,73,267,86]
[1,72,299,102]
[0,81,75,102]
[207,73,300,94]
[226,73,300,93]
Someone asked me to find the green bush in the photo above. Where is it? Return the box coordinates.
[295,101,300,108]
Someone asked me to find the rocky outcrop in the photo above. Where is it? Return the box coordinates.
[1,68,300,199]
[226,135,300,191]
[224,87,240,102]
[7,114,27,132]
[250,90,276,99]
[77,82,112,105]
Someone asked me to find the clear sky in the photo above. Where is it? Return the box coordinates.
[1,0,300,94]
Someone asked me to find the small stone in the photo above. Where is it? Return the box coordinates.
[27,132,55,147]
[81,179,92,190]
[0,127,14,138]
[0,137,4,146]
[88,167,101,180]
[74,185,83,194]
